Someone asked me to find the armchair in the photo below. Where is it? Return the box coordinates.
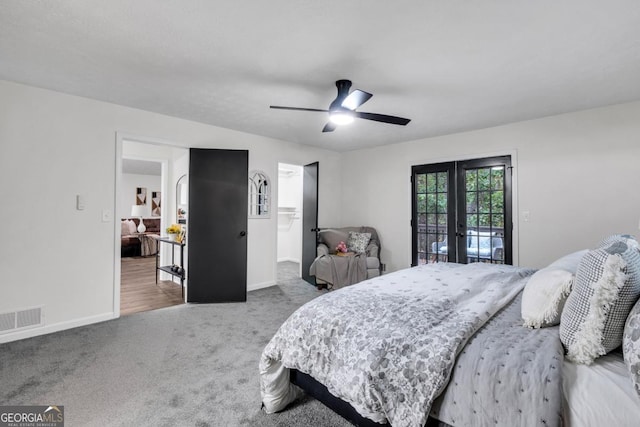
[314,226,381,285]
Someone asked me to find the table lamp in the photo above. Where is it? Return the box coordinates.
[131,205,146,233]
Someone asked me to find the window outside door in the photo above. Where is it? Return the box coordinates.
[411,156,512,266]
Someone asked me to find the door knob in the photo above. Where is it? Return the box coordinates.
[239,231,246,237]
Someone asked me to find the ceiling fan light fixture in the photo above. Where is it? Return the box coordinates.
[328,111,354,125]
[270,79,411,133]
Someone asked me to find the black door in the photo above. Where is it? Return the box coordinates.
[187,148,248,302]
[412,156,512,266]
[301,162,319,285]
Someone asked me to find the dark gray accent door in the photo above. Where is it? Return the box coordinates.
[301,162,319,285]
[187,148,248,303]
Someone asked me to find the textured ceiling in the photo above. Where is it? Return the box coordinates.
[1,1,640,152]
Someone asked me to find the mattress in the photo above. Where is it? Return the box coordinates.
[563,352,640,427]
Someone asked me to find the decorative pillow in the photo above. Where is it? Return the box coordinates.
[347,231,371,253]
[598,234,639,250]
[522,268,574,328]
[547,249,589,273]
[121,221,131,236]
[126,219,137,234]
[560,241,640,364]
[319,229,349,254]
[623,299,640,398]
[521,250,588,328]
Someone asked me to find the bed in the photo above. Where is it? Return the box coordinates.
[259,234,640,426]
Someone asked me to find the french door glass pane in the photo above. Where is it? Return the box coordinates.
[464,165,506,264]
[414,171,449,265]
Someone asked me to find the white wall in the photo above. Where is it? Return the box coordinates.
[0,79,342,342]
[341,101,640,273]
[277,164,303,264]
[119,172,161,219]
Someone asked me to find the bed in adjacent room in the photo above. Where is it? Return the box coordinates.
[259,234,640,426]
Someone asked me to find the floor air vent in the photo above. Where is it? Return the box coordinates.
[0,307,43,334]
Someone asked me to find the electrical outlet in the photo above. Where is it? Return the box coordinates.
[101,209,112,222]
[523,211,530,222]
[381,263,386,272]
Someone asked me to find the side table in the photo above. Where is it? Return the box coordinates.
[155,237,186,298]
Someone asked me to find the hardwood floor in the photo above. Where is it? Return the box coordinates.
[120,256,184,316]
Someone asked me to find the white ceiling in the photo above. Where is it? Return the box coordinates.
[122,159,161,176]
[2,1,640,152]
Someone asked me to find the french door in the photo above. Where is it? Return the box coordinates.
[411,156,512,266]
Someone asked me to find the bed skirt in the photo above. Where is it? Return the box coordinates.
[290,370,453,427]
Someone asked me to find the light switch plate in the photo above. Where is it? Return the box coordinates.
[76,194,86,210]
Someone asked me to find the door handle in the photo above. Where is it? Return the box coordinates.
[239,231,246,237]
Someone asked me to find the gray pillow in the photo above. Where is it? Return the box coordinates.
[347,231,371,253]
[319,229,349,253]
[623,299,640,398]
[598,234,639,250]
[560,241,640,364]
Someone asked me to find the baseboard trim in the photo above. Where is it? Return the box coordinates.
[247,280,276,292]
[277,257,301,264]
[0,312,116,344]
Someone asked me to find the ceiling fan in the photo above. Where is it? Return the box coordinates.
[270,79,411,133]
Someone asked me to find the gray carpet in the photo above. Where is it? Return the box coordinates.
[0,262,352,427]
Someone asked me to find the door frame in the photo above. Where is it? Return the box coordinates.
[113,132,185,318]
[406,150,520,266]
[274,162,304,277]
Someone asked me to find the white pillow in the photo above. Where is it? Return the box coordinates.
[547,249,589,272]
[521,250,588,328]
[127,219,137,234]
[522,268,574,328]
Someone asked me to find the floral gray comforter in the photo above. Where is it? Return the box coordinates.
[260,262,535,427]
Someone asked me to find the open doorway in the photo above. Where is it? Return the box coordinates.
[277,163,303,281]
[118,140,188,316]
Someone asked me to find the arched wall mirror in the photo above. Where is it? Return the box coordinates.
[176,174,188,224]
[249,170,270,219]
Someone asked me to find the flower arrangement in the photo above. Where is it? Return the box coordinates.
[335,241,348,253]
[166,224,181,234]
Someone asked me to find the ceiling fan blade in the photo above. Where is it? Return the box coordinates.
[270,106,329,113]
[354,111,411,126]
[341,89,372,110]
[322,122,336,133]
